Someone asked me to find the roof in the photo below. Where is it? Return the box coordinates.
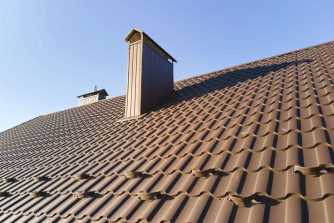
[125,28,177,63]
[1,41,334,222]
[77,89,109,98]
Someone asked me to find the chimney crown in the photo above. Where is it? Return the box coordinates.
[124,28,177,63]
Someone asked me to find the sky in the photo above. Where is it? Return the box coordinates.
[0,0,334,132]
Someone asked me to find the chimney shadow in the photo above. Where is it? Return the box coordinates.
[155,59,312,109]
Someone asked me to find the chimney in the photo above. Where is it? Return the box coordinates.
[77,88,108,106]
[124,28,177,118]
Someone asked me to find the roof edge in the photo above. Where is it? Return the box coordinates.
[174,39,334,84]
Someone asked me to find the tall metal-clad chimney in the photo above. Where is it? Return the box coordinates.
[124,28,177,118]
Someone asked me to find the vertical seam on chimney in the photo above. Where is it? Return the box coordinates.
[125,44,131,117]
[139,37,144,115]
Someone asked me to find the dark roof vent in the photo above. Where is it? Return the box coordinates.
[33,176,50,182]
[73,173,93,180]
[77,88,108,106]
[124,28,176,119]
[3,177,17,183]
[0,191,11,197]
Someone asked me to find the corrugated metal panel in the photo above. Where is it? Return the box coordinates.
[141,41,173,113]
[125,41,142,118]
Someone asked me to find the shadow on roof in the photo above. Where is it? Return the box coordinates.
[157,59,313,109]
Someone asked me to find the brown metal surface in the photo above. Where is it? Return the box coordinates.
[125,29,174,118]
[0,41,334,222]
[141,41,174,114]
[125,40,143,117]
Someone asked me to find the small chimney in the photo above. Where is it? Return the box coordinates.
[124,28,177,118]
[77,88,108,106]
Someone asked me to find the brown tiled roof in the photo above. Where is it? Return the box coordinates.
[1,41,334,222]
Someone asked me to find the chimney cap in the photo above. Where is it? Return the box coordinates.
[77,89,109,98]
[124,28,177,63]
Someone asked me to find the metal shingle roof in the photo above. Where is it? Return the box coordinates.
[0,41,334,222]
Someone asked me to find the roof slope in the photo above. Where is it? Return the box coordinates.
[1,41,334,223]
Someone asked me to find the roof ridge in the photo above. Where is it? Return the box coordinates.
[0,116,42,135]
[4,39,330,128]
[38,95,125,117]
[174,40,334,84]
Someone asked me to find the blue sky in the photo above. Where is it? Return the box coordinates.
[0,0,334,132]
